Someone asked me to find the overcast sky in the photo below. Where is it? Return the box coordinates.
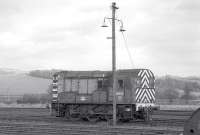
[0,0,200,76]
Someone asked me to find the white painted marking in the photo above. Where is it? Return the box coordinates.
[141,75,149,84]
[148,89,155,100]
[116,92,124,96]
[136,88,139,94]
[138,70,143,76]
[52,94,58,98]
[136,89,144,101]
[52,88,58,92]
[147,70,153,77]
[137,89,146,102]
[144,70,150,78]
[142,81,149,88]
[80,96,87,101]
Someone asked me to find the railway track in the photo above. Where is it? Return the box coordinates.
[0,121,182,135]
[0,108,193,135]
[151,110,193,127]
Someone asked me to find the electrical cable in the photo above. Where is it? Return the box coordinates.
[106,17,134,68]
[121,32,134,68]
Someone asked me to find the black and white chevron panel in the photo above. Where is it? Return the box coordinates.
[136,69,155,103]
[52,74,58,102]
[137,69,154,88]
[136,88,155,103]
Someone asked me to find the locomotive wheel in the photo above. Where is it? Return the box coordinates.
[87,115,99,122]
[64,110,70,119]
[104,115,115,125]
[80,114,89,121]
[69,113,80,121]
[103,115,110,121]
[119,118,130,122]
[99,115,108,121]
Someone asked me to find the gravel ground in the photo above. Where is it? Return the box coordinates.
[0,108,188,135]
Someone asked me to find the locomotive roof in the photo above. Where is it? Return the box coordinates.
[56,69,154,78]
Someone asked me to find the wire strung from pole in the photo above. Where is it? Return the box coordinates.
[121,32,134,68]
[107,17,134,68]
[108,19,112,26]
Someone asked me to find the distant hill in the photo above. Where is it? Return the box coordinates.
[0,68,51,95]
[156,75,200,100]
[0,68,26,75]
[0,68,200,101]
[28,69,60,79]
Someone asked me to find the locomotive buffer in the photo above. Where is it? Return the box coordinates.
[101,2,126,126]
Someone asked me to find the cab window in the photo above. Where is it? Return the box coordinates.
[118,80,124,89]
[97,79,103,89]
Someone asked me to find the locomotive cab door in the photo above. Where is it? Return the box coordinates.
[116,79,125,103]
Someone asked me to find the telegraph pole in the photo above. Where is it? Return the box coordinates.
[102,2,125,126]
[112,2,117,126]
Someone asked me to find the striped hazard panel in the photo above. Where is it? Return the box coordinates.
[52,74,58,102]
[136,69,155,103]
[136,88,155,103]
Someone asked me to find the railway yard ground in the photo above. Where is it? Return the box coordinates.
[0,107,196,135]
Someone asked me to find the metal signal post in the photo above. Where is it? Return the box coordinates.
[101,2,125,126]
[111,2,117,126]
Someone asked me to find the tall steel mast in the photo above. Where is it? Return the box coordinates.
[111,2,117,126]
[102,2,125,126]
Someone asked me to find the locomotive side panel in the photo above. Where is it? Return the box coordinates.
[76,94,92,103]
[88,79,97,94]
[58,92,76,103]
[56,71,111,104]
[92,90,107,103]
[113,71,139,104]
[51,69,156,121]
[64,79,71,92]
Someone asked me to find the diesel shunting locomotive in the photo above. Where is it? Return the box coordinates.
[51,69,155,122]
